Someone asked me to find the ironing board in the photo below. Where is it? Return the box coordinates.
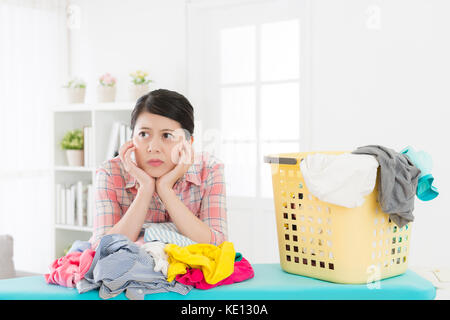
[0,264,435,300]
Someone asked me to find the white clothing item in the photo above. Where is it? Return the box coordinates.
[299,153,379,208]
[143,222,196,247]
[141,241,169,277]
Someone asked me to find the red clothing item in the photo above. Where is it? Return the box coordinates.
[44,249,95,288]
[175,257,254,290]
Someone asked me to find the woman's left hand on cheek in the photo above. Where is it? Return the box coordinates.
[156,141,194,192]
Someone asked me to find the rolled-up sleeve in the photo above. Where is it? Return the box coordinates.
[199,162,228,245]
[89,168,123,248]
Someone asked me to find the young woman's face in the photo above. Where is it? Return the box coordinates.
[132,112,193,178]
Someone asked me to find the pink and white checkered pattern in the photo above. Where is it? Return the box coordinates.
[89,151,228,247]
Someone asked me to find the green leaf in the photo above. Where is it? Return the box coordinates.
[60,129,84,150]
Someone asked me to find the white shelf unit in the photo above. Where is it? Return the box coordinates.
[50,102,134,259]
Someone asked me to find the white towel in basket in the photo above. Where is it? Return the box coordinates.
[299,153,379,208]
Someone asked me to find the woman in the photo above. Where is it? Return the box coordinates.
[89,89,227,248]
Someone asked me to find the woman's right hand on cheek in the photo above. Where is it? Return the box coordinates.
[119,140,155,192]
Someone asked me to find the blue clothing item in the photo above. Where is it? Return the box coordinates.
[143,222,196,247]
[76,234,192,300]
[417,174,439,201]
[67,240,91,254]
[401,146,439,201]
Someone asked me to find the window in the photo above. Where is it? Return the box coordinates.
[187,0,310,204]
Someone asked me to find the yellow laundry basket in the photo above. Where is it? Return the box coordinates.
[264,151,412,284]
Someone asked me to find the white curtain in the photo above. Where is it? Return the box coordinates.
[0,0,67,273]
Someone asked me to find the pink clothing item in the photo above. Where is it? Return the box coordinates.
[89,151,228,249]
[44,249,95,288]
[175,257,254,290]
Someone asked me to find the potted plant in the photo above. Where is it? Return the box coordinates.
[62,77,86,104]
[97,72,117,102]
[129,70,153,101]
[60,129,84,166]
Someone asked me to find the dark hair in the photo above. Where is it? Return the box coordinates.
[130,89,194,139]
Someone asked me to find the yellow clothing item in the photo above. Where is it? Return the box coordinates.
[165,241,236,284]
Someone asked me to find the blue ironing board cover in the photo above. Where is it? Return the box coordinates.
[0,264,435,300]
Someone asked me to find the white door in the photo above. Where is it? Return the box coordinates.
[187,0,311,263]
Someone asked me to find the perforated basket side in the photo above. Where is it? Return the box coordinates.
[264,152,411,284]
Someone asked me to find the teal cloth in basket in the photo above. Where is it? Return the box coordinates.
[0,264,435,300]
[400,146,439,201]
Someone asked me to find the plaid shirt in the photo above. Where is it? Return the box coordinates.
[89,151,228,248]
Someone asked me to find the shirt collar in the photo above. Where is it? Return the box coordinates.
[124,154,202,189]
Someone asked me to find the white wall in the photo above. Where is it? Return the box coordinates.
[68,0,187,101]
[309,0,450,268]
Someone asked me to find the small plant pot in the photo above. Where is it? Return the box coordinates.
[65,87,86,104]
[66,149,84,167]
[129,83,149,102]
[97,85,116,103]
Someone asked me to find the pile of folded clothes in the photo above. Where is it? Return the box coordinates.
[44,223,254,300]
